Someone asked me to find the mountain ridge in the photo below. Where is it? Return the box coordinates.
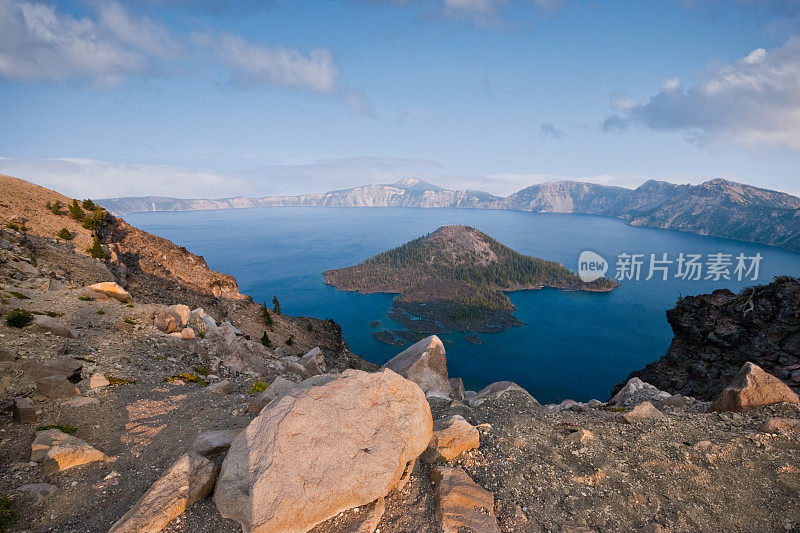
[93,176,800,253]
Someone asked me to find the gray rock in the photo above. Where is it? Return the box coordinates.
[13,397,37,424]
[190,429,242,457]
[469,381,538,407]
[610,377,671,409]
[30,315,73,338]
[299,346,327,376]
[36,375,80,399]
[13,483,57,504]
[382,335,452,399]
[449,378,465,401]
[206,379,232,395]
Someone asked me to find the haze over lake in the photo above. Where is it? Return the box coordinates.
[128,207,800,403]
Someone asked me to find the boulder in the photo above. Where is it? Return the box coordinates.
[382,335,452,399]
[709,362,800,412]
[431,466,500,533]
[189,308,217,332]
[89,372,110,390]
[299,347,327,376]
[30,315,73,338]
[155,310,181,333]
[246,376,297,415]
[12,397,37,424]
[45,358,83,382]
[206,379,232,395]
[214,369,432,533]
[621,401,665,424]
[190,429,242,457]
[109,452,216,533]
[423,415,480,462]
[88,282,131,303]
[36,375,80,399]
[760,417,800,433]
[169,304,191,326]
[469,381,538,407]
[31,429,107,470]
[610,377,671,408]
[449,378,465,401]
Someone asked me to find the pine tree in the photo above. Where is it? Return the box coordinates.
[82,199,96,210]
[272,295,281,315]
[89,235,105,259]
[285,334,294,346]
[57,228,73,240]
[68,199,85,221]
[262,302,273,328]
[49,200,62,215]
[260,331,272,347]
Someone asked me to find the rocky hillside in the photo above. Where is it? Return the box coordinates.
[616,276,800,400]
[324,225,615,334]
[97,176,800,253]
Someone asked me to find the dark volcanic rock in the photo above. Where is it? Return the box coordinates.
[615,276,800,400]
[464,334,482,345]
[372,331,406,348]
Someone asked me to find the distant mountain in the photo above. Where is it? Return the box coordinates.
[98,178,500,214]
[97,177,800,253]
[323,225,616,335]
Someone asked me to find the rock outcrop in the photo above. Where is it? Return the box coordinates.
[709,362,799,412]
[423,415,480,462]
[30,429,107,471]
[382,335,452,399]
[617,277,800,400]
[214,369,433,532]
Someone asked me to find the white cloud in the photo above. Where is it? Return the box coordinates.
[0,156,257,198]
[209,32,339,94]
[540,122,565,139]
[442,0,505,15]
[605,37,800,151]
[0,0,179,87]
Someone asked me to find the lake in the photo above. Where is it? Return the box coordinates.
[126,207,800,404]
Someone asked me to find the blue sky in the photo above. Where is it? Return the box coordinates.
[1,0,800,198]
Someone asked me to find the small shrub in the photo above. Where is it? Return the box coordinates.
[306,323,314,332]
[82,208,107,230]
[5,309,33,328]
[198,331,206,339]
[96,309,105,315]
[7,291,29,300]
[5,222,18,231]
[48,200,63,215]
[0,495,19,533]
[285,334,294,346]
[105,375,136,385]
[68,199,85,221]
[57,227,73,240]
[126,303,134,308]
[193,366,209,376]
[165,373,208,386]
[89,235,105,259]
[261,331,272,347]
[249,381,268,394]
[36,424,77,435]
[78,295,93,301]
[82,198,96,210]
[123,317,136,325]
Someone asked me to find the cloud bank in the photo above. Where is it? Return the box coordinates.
[605,37,800,151]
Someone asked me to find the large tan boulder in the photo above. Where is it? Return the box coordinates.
[88,282,131,303]
[621,401,665,424]
[109,452,216,533]
[382,335,452,399]
[154,310,181,333]
[168,304,191,327]
[469,381,538,407]
[30,429,107,470]
[214,369,432,533]
[709,362,800,412]
[423,415,480,462]
[431,466,500,533]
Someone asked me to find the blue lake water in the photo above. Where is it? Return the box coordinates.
[127,207,800,404]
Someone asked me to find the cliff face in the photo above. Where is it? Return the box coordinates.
[617,276,800,400]
[98,177,800,253]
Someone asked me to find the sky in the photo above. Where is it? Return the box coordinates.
[1,0,800,199]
